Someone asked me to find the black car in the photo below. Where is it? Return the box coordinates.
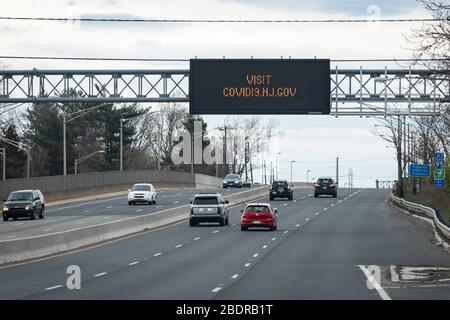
[314,177,337,198]
[2,190,45,221]
[222,174,243,188]
[269,180,293,200]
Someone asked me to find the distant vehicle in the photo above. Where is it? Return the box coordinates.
[269,180,293,200]
[189,193,229,227]
[2,190,45,221]
[241,203,278,231]
[314,177,337,198]
[128,183,157,205]
[222,174,243,188]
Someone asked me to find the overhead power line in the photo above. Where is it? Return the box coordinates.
[0,55,447,62]
[0,16,446,23]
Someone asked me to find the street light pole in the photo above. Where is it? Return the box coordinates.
[306,169,311,183]
[74,150,105,175]
[276,152,281,180]
[0,147,5,181]
[120,119,124,171]
[63,114,67,175]
[290,160,295,182]
[0,137,30,179]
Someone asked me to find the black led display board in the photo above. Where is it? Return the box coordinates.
[189,59,330,115]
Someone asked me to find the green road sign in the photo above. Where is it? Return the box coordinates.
[434,169,445,180]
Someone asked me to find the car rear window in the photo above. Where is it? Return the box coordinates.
[245,206,270,213]
[318,179,333,184]
[272,181,288,187]
[8,192,33,201]
[131,185,151,192]
[194,197,219,205]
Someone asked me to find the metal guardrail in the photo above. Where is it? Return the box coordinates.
[389,193,450,241]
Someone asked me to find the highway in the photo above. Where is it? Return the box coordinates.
[1,188,450,300]
[0,187,243,240]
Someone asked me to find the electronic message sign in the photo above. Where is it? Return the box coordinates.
[189,59,330,115]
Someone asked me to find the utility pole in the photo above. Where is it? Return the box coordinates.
[336,157,339,185]
[63,114,67,175]
[263,160,267,185]
[120,119,124,171]
[0,147,5,181]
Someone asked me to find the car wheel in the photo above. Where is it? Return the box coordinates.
[30,210,36,220]
[333,193,337,198]
[39,209,44,219]
[241,226,247,231]
[2,216,7,222]
[189,220,196,227]
[269,195,274,201]
[128,201,131,205]
[269,226,274,231]
[225,216,229,225]
[289,195,293,201]
[219,218,225,226]
[314,193,318,198]
[274,225,277,231]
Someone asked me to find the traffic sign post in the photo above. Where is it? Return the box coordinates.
[433,152,446,189]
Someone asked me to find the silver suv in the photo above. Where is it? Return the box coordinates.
[189,193,229,227]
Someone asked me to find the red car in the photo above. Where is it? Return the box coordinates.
[241,203,278,231]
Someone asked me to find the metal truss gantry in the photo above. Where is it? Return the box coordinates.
[0,67,449,116]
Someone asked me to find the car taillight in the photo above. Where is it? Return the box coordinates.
[329,184,336,188]
[314,183,320,188]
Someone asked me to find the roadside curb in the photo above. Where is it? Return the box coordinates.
[389,193,450,245]
[0,186,267,265]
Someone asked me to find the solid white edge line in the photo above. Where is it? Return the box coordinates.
[153,252,162,257]
[211,287,222,293]
[129,261,139,266]
[231,274,239,279]
[244,263,251,267]
[94,272,107,277]
[358,265,392,300]
[45,285,63,291]
[175,244,183,248]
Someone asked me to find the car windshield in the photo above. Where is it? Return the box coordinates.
[8,192,33,201]
[225,174,240,180]
[194,197,219,205]
[246,206,270,213]
[131,185,151,192]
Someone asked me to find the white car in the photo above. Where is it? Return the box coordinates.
[128,183,157,205]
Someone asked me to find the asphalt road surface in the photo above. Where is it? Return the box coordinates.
[0,187,243,240]
[1,188,450,300]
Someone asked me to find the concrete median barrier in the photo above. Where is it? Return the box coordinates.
[0,186,267,265]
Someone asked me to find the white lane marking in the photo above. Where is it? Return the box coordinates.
[136,209,143,212]
[263,245,268,249]
[213,230,219,234]
[338,200,342,203]
[94,272,107,278]
[76,221,86,225]
[103,216,111,219]
[231,274,239,279]
[45,285,63,291]
[13,222,24,226]
[283,230,289,234]
[232,224,237,227]
[315,212,320,216]
[106,206,113,209]
[44,228,54,232]
[244,263,251,267]
[323,208,328,211]
[156,205,162,208]
[5,235,17,239]
[211,287,222,293]
[294,200,297,203]
[253,253,259,258]
[295,224,300,227]
[175,244,183,248]
[358,265,392,300]
[305,218,311,222]
[162,195,167,198]
[308,194,312,196]
[330,204,335,207]
[83,210,90,213]
[174,201,179,204]
[129,261,139,266]
[153,252,162,257]
[283,203,288,206]
[193,237,201,241]
[271,237,277,241]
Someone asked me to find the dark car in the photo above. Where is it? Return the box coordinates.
[2,190,45,221]
[222,174,243,188]
[269,180,293,200]
[314,177,337,198]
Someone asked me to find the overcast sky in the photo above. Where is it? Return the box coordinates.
[0,0,432,186]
